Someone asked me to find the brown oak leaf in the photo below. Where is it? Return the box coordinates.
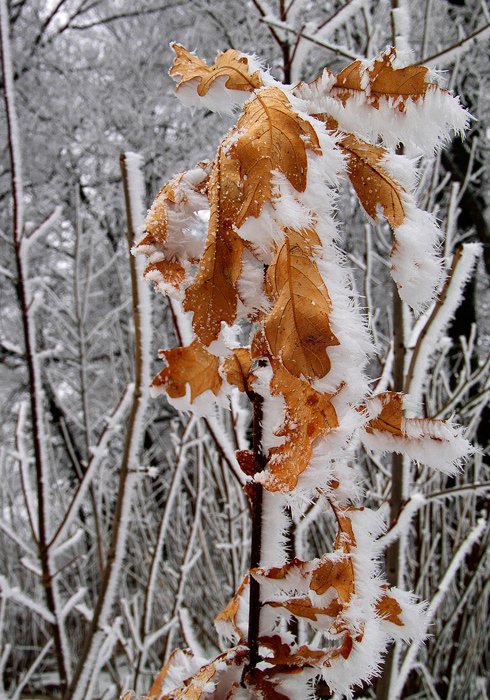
[222,348,255,394]
[233,87,322,226]
[331,47,431,111]
[265,228,340,379]
[266,596,339,622]
[170,45,263,96]
[339,133,405,226]
[259,359,338,492]
[153,339,222,402]
[375,589,404,626]
[183,146,245,345]
[363,391,404,436]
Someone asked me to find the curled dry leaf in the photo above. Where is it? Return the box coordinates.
[267,596,340,622]
[234,87,322,226]
[150,648,248,700]
[265,228,339,379]
[375,589,404,626]
[363,391,405,436]
[313,116,405,226]
[222,348,255,394]
[331,47,431,111]
[170,44,263,96]
[215,575,249,641]
[153,339,222,402]
[183,147,245,344]
[259,360,338,492]
[339,133,405,226]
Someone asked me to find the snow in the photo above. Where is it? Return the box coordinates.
[407,243,482,406]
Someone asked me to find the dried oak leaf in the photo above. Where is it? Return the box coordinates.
[260,636,326,668]
[331,47,431,111]
[375,588,404,627]
[138,167,210,247]
[215,575,249,641]
[170,45,263,96]
[135,166,211,293]
[222,348,255,393]
[311,116,406,227]
[259,359,338,492]
[363,391,404,436]
[266,596,340,622]
[183,146,245,345]
[234,87,322,226]
[149,649,195,697]
[245,669,291,700]
[339,133,405,226]
[265,228,340,379]
[236,450,255,477]
[154,648,248,700]
[143,260,187,290]
[310,509,356,604]
[310,557,354,604]
[153,338,222,402]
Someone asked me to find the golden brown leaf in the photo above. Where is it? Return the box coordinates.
[310,557,354,603]
[215,576,249,640]
[222,348,255,393]
[339,134,405,226]
[149,649,195,697]
[375,589,404,626]
[143,259,186,289]
[183,148,245,345]
[267,596,338,622]
[153,339,222,402]
[246,670,291,700]
[260,360,338,492]
[363,391,404,436]
[265,228,340,379]
[332,48,431,111]
[170,45,263,96]
[234,87,322,226]
[236,450,255,477]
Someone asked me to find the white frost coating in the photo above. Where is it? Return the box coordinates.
[144,417,197,640]
[52,527,85,558]
[424,23,490,68]
[179,607,207,659]
[71,153,152,699]
[10,638,54,700]
[50,385,134,549]
[393,518,487,699]
[391,3,411,54]
[237,201,285,264]
[312,0,369,42]
[175,74,253,114]
[236,249,270,315]
[158,649,209,694]
[377,494,426,549]
[407,243,482,406]
[124,152,146,240]
[0,575,55,624]
[296,64,470,153]
[0,0,24,243]
[260,491,291,568]
[361,395,472,473]
[26,205,63,245]
[390,203,443,310]
[250,365,287,451]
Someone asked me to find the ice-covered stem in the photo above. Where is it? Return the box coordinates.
[376,294,406,700]
[244,388,268,675]
[1,0,70,689]
[65,154,151,700]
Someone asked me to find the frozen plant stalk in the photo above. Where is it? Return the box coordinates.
[130,45,472,699]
